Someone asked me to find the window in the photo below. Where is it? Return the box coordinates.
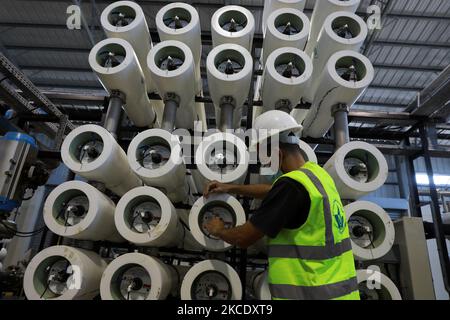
[415,173,450,187]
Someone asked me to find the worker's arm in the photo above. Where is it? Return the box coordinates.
[204,217,264,249]
[203,180,271,199]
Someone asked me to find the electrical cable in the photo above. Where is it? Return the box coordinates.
[40,280,51,299]
[367,230,375,248]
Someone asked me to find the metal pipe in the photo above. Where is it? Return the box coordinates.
[161,93,179,132]
[219,97,235,132]
[332,103,350,150]
[275,99,293,114]
[103,90,124,139]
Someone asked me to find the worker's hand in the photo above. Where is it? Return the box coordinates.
[203,180,232,197]
[204,216,225,237]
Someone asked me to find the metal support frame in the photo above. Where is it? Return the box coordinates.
[0,53,75,132]
[404,142,423,218]
[54,114,69,150]
[0,79,58,138]
[406,65,450,119]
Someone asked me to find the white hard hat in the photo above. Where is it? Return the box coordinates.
[252,110,303,147]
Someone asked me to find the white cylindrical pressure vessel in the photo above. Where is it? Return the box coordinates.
[291,107,309,125]
[115,186,183,247]
[305,11,368,101]
[206,44,253,129]
[195,132,249,189]
[189,193,246,252]
[357,269,402,300]
[248,270,271,300]
[100,0,155,93]
[324,141,388,199]
[302,50,374,138]
[263,9,309,66]
[180,260,242,300]
[88,38,156,127]
[43,181,123,242]
[305,0,360,56]
[211,5,255,51]
[147,40,196,130]
[262,47,312,112]
[61,125,142,196]
[156,2,202,94]
[262,0,306,35]
[127,128,187,203]
[23,246,107,300]
[100,253,176,300]
[345,201,395,261]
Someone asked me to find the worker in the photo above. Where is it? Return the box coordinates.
[204,110,360,300]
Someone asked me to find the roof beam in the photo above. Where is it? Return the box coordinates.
[373,64,443,72]
[405,65,450,118]
[372,39,450,49]
[369,84,423,92]
[18,61,445,74]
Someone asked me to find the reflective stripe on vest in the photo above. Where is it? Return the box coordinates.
[269,277,358,300]
[299,168,334,246]
[268,238,352,260]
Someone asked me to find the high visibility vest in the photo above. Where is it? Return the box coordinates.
[268,162,360,300]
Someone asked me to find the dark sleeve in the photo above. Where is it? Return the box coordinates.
[249,177,311,238]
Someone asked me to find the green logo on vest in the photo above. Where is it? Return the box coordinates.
[333,200,346,234]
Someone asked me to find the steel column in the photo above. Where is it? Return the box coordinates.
[419,124,450,294]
